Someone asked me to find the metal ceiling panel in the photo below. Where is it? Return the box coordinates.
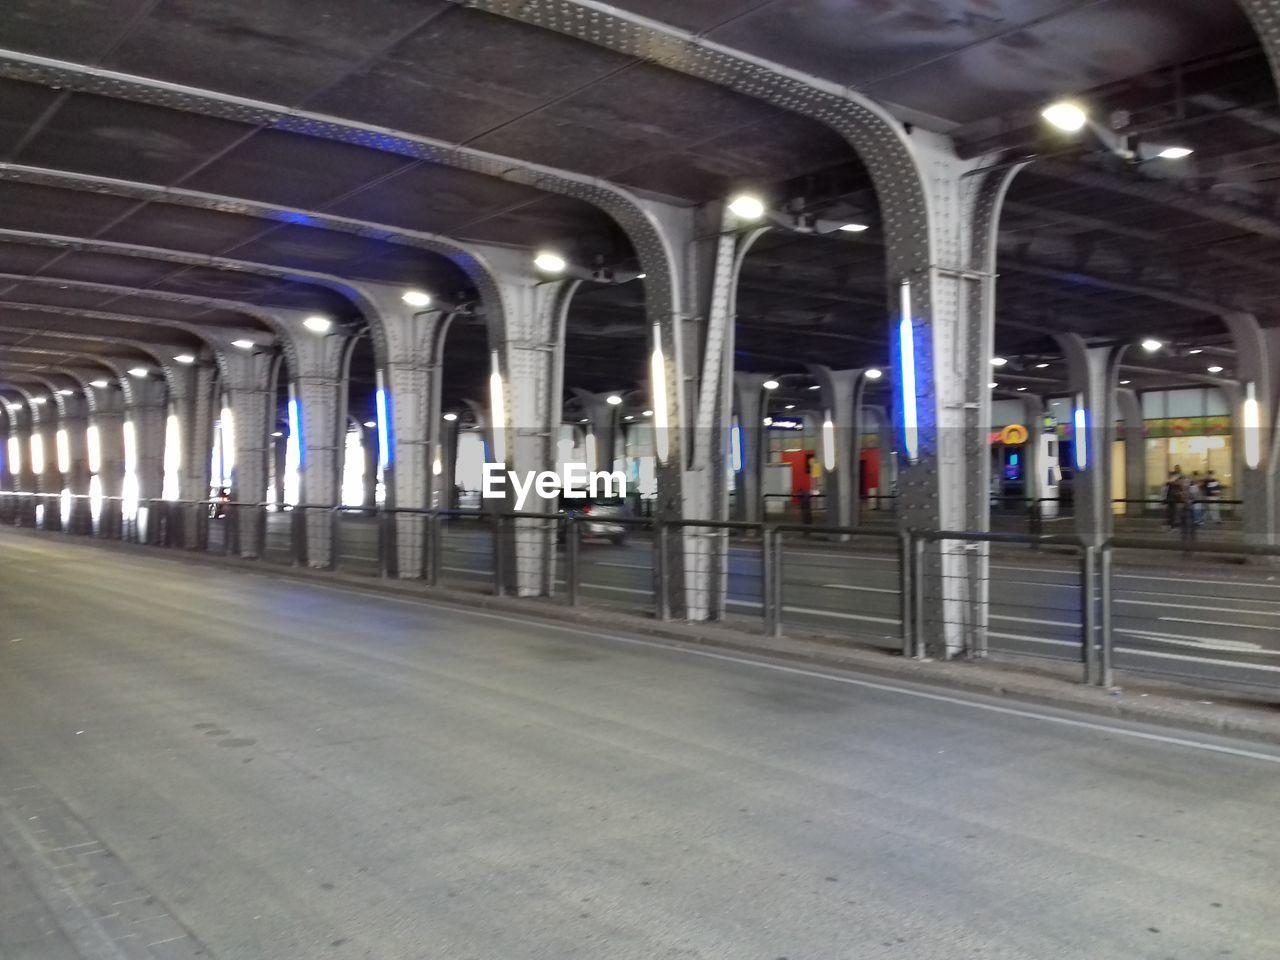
[181,128,421,209]
[95,296,258,327]
[0,283,115,310]
[99,204,274,255]
[471,60,812,182]
[15,92,253,185]
[104,0,453,105]
[0,242,57,275]
[310,8,630,144]
[323,161,606,236]
[595,0,763,32]
[38,251,178,287]
[148,268,355,315]
[0,181,137,236]
[0,332,148,358]
[0,0,144,63]
[862,0,1253,125]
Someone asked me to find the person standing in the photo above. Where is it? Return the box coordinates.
[1164,470,1181,530]
[1204,470,1224,524]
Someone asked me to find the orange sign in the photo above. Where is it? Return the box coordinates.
[1000,423,1029,446]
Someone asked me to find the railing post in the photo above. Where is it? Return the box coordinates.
[1080,544,1097,684]
[911,533,926,659]
[377,509,391,578]
[769,528,785,638]
[292,507,306,566]
[899,529,913,657]
[493,513,506,597]
[428,511,442,587]
[1099,542,1114,688]
[566,515,580,607]
[760,526,773,631]
[654,517,670,621]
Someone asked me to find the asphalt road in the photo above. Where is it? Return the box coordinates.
[2,531,1278,960]
[249,514,1280,693]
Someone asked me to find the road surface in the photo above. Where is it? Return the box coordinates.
[1,531,1278,959]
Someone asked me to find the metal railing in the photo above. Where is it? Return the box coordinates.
[4,491,1276,697]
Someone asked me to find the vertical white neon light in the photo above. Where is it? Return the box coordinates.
[650,324,669,463]
[1244,381,1261,469]
[162,414,181,500]
[6,436,19,475]
[730,421,743,473]
[898,281,919,462]
[1073,397,1088,471]
[822,412,836,471]
[86,424,101,474]
[489,351,507,465]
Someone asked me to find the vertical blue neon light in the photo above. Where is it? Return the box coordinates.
[287,395,304,467]
[375,369,392,469]
[1073,403,1088,471]
[898,281,919,462]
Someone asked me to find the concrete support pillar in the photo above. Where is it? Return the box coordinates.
[1020,394,1046,505]
[439,415,461,509]
[730,374,767,524]
[487,262,576,598]
[291,333,348,568]
[889,136,1020,657]
[89,382,125,537]
[808,366,871,532]
[128,378,168,543]
[1115,388,1147,516]
[222,351,276,558]
[1221,312,1280,544]
[571,389,622,477]
[166,363,212,548]
[57,391,92,534]
[1056,335,1124,541]
[20,390,59,528]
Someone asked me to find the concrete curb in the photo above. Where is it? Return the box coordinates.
[7,527,1280,746]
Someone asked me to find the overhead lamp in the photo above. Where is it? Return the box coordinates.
[231,339,254,350]
[1119,379,1131,385]
[784,404,795,410]
[990,357,1008,367]
[1017,386,1028,392]
[173,353,195,364]
[533,250,567,274]
[271,431,284,438]
[1035,362,1049,369]
[1187,348,1203,355]
[1041,101,1087,132]
[363,420,376,428]
[401,289,432,308]
[57,388,74,396]
[89,379,109,389]
[838,223,869,233]
[303,315,332,333]
[762,379,780,391]
[30,396,46,405]
[762,416,773,426]
[865,368,883,380]
[1157,146,1193,160]
[606,394,623,406]
[988,382,998,389]
[623,415,634,421]
[129,367,149,378]
[1207,365,1224,374]
[443,412,458,422]
[1141,338,1162,353]
[642,409,653,417]
[808,384,820,391]
[727,193,766,221]
[635,273,647,280]
[578,418,589,424]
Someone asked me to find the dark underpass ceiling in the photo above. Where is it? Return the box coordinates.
[0,0,1276,414]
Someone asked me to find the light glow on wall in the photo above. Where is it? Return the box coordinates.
[86,424,101,474]
[1073,399,1088,471]
[898,281,919,463]
[122,420,139,521]
[489,351,507,465]
[56,429,70,474]
[1244,381,1261,469]
[650,324,669,463]
[6,436,19,475]
[30,434,45,474]
[162,414,181,500]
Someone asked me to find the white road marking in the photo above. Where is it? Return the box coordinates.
[818,583,898,594]
[1116,630,1267,654]
[1159,616,1280,633]
[1118,598,1280,617]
